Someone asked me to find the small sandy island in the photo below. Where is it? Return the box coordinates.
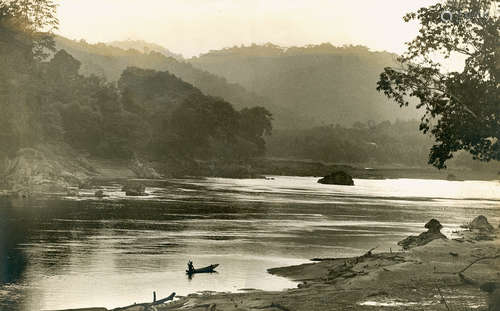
[53,216,500,311]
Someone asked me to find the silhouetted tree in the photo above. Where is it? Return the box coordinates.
[377,0,499,168]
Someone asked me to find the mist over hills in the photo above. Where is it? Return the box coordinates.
[189,43,421,126]
[55,37,420,128]
[50,38,493,169]
[55,38,271,106]
[107,39,184,61]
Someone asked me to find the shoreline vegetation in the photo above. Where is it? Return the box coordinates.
[50,216,500,311]
[0,145,498,198]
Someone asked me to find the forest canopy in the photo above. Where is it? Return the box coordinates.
[0,0,273,164]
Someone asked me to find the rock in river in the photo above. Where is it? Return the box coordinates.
[122,183,147,196]
[95,190,105,198]
[318,171,354,186]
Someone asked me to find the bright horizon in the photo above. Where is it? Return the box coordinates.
[55,0,439,58]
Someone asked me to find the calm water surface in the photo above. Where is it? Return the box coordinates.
[0,176,499,310]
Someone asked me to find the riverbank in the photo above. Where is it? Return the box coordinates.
[2,145,498,198]
[53,217,500,311]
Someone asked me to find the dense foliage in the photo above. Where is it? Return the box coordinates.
[267,120,433,166]
[52,39,421,129]
[377,0,499,168]
[54,36,269,112]
[0,1,272,163]
[117,67,273,160]
[0,0,58,154]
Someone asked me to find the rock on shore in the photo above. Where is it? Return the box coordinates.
[397,218,447,250]
[468,215,494,232]
[461,215,496,241]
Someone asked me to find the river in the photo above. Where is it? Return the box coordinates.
[0,176,499,310]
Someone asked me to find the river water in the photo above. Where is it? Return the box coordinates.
[0,176,499,310]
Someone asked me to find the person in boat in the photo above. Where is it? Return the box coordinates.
[187,260,194,273]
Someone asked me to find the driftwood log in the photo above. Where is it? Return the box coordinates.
[152,292,176,305]
[113,292,176,311]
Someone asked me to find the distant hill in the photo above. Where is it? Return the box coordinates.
[54,37,264,108]
[54,38,421,128]
[189,43,421,126]
[107,39,184,61]
[54,37,303,128]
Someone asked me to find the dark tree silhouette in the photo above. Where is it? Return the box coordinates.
[377,0,499,168]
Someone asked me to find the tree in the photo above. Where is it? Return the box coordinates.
[239,107,273,156]
[169,94,216,158]
[0,0,59,149]
[0,0,58,61]
[377,0,499,168]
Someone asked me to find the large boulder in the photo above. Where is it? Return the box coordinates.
[424,218,443,233]
[122,183,147,196]
[398,219,447,250]
[461,215,496,241]
[318,171,354,186]
[468,215,494,232]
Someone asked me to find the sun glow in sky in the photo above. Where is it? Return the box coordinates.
[56,0,439,58]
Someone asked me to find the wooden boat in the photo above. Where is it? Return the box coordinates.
[186,264,219,274]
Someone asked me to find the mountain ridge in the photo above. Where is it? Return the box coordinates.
[189,43,421,126]
[54,36,308,128]
[107,39,184,61]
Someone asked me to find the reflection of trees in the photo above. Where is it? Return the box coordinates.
[34,200,104,273]
[0,198,105,282]
[0,198,29,284]
[0,198,31,310]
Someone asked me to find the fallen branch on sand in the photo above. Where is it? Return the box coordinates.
[324,246,383,282]
[312,246,379,263]
[113,292,176,311]
[354,246,378,264]
[456,254,500,274]
[364,246,378,256]
[435,254,500,275]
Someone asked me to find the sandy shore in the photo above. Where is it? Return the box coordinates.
[53,221,500,311]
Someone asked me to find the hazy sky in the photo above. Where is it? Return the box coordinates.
[56,0,438,58]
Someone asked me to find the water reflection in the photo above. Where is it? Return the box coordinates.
[0,177,498,310]
[0,207,28,288]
